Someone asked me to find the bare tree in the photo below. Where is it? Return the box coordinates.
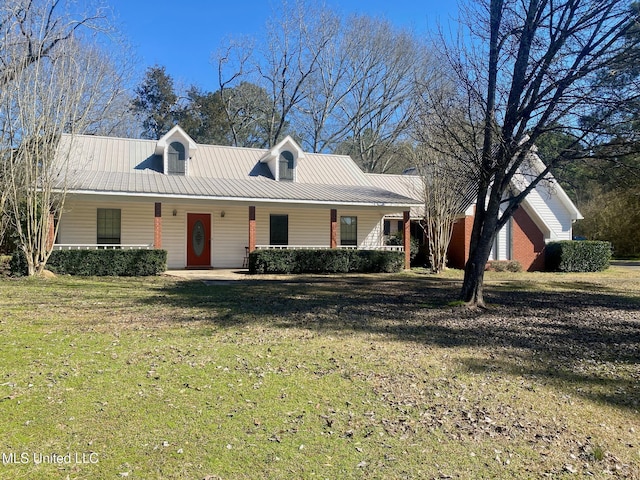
[335,15,429,173]
[409,141,478,272]
[437,0,640,306]
[404,66,482,272]
[214,1,433,170]
[0,0,132,275]
[216,1,335,148]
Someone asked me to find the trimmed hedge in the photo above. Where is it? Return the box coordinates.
[485,260,523,272]
[11,249,167,276]
[249,249,404,274]
[545,240,611,272]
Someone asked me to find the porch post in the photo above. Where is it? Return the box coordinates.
[154,202,162,249]
[248,206,256,252]
[330,209,338,248]
[46,212,55,250]
[403,211,410,270]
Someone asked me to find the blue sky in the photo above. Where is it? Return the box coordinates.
[108,0,460,91]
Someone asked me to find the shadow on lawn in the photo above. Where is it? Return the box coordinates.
[146,274,640,410]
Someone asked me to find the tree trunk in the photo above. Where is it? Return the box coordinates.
[460,203,498,307]
[460,234,495,307]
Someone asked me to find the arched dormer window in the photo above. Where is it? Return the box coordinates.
[168,141,186,175]
[279,151,294,181]
[155,125,197,175]
[259,135,303,181]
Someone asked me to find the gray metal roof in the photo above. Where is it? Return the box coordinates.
[58,134,420,207]
[366,173,426,217]
[365,173,424,201]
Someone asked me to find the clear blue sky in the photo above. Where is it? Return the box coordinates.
[108,0,459,91]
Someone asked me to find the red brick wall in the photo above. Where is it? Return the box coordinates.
[446,208,546,271]
[447,215,474,269]
[512,208,546,271]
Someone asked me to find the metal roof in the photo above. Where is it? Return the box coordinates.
[365,173,426,218]
[58,134,420,207]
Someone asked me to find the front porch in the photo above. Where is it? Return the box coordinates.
[55,198,413,270]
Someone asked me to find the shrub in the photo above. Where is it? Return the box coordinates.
[485,260,523,272]
[9,250,30,277]
[249,249,404,274]
[545,240,611,272]
[386,231,420,262]
[11,249,167,276]
[0,255,12,277]
[249,249,296,274]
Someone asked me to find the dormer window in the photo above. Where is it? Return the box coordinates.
[154,125,197,176]
[279,151,294,181]
[259,136,304,182]
[168,142,186,175]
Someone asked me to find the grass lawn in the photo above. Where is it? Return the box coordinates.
[0,267,638,479]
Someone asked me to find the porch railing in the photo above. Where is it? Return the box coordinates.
[53,244,153,250]
[255,245,404,252]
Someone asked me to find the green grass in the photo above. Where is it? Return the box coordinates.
[0,269,639,479]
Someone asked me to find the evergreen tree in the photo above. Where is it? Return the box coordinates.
[131,66,178,139]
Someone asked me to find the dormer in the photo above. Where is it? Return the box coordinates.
[155,125,198,176]
[259,136,305,182]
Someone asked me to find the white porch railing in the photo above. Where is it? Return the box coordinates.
[255,245,404,252]
[53,244,153,250]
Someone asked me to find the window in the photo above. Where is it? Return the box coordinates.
[97,208,121,245]
[279,151,294,181]
[340,216,357,246]
[270,214,289,245]
[168,141,186,175]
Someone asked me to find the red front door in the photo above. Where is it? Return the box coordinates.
[187,213,211,268]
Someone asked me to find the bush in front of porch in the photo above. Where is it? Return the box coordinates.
[249,249,404,274]
[11,249,167,276]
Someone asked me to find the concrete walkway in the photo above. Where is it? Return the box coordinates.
[164,269,251,281]
[610,260,640,270]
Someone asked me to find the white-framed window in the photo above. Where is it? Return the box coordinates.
[168,141,186,175]
[270,214,289,245]
[97,208,121,245]
[279,151,294,181]
[340,216,357,246]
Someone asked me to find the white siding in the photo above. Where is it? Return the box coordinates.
[212,206,249,268]
[254,206,387,249]
[491,220,512,261]
[255,206,331,247]
[59,196,394,269]
[163,205,186,269]
[58,198,154,247]
[339,209,385,248]
[525,185,574,240]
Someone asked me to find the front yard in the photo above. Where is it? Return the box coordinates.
[0,268,638,479]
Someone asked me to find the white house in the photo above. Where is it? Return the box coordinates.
[54,126,581,272]
[55,126,420,269]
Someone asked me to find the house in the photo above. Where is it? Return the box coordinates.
[54,126,581,272]
[368,151,583,271]
[54,126,421,270]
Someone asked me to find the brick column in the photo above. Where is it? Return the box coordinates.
[46,212,56,250]
[248,206,256,252]
[154,203,162,249]
[330,209,338,248]
[403,211,411,270]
